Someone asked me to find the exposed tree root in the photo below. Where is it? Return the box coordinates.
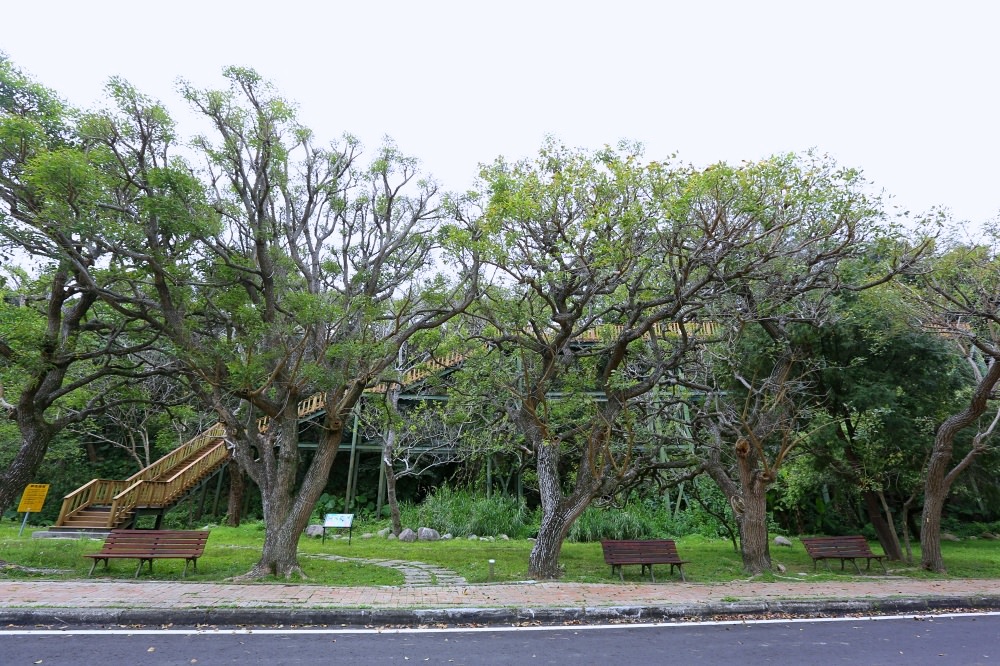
[0,559,69,575]
[228,561,309,582]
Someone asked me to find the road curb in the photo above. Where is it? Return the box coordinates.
[4,595,1000,628]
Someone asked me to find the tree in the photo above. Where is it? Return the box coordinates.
[689,153,917,574]
[360,385,469,535]
[899,231,1000,572]
[0,58,174,515]
[800,288,967,561]
[69,69,480,578]
[469,141,719,578]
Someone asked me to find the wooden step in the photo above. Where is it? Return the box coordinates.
[58,507,133,529]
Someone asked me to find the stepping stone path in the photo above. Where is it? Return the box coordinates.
[314,554,467,586]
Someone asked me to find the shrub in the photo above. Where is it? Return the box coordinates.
[567,504,652,542]
[401,487,536,538]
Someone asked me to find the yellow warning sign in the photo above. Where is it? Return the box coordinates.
[17,484,50,513]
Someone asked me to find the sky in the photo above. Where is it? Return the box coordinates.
[2,0,998,234]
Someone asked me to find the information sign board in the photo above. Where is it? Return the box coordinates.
[17,484,50,513]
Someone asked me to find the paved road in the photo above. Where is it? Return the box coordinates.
[3,614,998,665]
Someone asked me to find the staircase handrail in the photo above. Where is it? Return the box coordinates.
[124,423,227,484]
[56,479,130,526]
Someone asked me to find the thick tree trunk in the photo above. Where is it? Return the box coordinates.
[528,441,569,579]
[226,464,246,527]
[705,439,773,575]
[235,405,345,580]
[862,490,903,561]
[736,440,773,574]
[735,477,772,575]
[0,418,51,516]
[527,440,596,579]
[920,483,947,572]
[529,506,577,579]
[920,359,1000,573]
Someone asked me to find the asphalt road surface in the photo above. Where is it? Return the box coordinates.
[2,613,998,665]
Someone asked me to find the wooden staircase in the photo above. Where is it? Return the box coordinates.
[53,426,230,531]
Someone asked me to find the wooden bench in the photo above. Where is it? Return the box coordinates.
[601,539,689,582]
[84,529,210,578]
[800,535,886,574]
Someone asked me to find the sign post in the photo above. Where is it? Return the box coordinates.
[16,484,50,536]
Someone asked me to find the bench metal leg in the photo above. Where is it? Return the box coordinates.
[868,558,887,574]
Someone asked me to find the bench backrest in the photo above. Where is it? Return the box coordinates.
[801,535,875,557]
[102,529,210,555]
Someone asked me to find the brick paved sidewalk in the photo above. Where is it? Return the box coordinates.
[2,577,999,612]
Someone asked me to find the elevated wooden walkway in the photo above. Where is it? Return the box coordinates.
[52,322,715,530]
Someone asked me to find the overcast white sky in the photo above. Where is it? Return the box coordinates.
[3,1,998,231]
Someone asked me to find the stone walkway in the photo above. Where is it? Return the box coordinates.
[312,554,468,586]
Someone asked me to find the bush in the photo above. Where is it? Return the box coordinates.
[567,504,652,542]
[401,487,536,538]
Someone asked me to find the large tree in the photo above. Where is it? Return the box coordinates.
[468,143,698,578]
[899,231,1000,572]
[69,69,480,578]
[0,58,173,514]
[469,145,914,578]
[689,153,917,574]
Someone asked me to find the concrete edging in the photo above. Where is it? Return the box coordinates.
[3,595,1000,628]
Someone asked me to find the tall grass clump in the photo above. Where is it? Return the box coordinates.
[402,487,536,538]
[567,504,652,542]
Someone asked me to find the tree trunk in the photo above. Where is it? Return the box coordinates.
[235,405,345,580]
[527,440,593,579]
[862,490,903,560]
[0,418,51,516]
[226,463,246,527]
[920,484,946,572]
[529,506,577,579]
[735,477,772,575]
[383,384,403,535]
[920,359,1000,573]
[384,459,402,535]
[705,440,772,575]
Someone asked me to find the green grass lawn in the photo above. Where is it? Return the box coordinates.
[2,520,999,585]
